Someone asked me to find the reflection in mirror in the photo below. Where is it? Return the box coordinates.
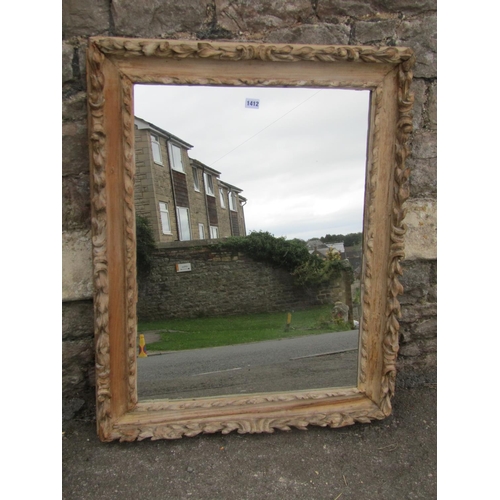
[133,85,369,401]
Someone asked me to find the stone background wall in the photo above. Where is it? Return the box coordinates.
[137,244,348,321]
[62,0,437,401]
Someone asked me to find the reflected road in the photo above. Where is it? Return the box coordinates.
[138,330,359,400]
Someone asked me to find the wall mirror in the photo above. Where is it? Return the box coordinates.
[87,37,414,442]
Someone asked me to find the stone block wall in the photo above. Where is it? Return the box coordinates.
[62,0,437,400]
[137,244,348,321]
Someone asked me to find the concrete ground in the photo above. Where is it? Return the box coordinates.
[62,384,436,499]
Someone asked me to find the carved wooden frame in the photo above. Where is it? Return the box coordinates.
[86,37,414,442]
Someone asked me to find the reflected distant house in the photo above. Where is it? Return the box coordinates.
[326,242,345,257]
[306,239,326,251]
[306,240,346,260]
[134,116,246,244]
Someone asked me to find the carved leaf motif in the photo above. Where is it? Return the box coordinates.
[93,38,413,66]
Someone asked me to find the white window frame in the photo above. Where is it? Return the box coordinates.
[198,223,205,239]
[151,133,163,165]
[169,143,185,173]
[204,173,215,196]
[176,207,191,241]
[192,166,200,192]
[228,191,238,212]
[210,226,219,239]
[159,202,171,234]
[219,187,226,208]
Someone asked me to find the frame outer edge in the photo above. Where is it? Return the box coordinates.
[87,38,415,441]
[379,53,415,415]
[87,40,113,440]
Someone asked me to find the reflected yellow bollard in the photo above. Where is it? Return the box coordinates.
[284,312,292,332]
[138,334,148,358]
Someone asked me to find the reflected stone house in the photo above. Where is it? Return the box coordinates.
[134,116,246,244]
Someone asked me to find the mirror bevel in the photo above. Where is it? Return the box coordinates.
[87,37,414,442]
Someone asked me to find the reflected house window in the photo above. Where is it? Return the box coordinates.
[204,173,215,196]
[228,191,237,212]
[210,226,219,239]
[219,187,226,208]
[176,207,191,241]
[192,166,200,192]
[198,223,205,239]
[169,143,185,173]
[150,133,163,165]
[159,202,171,234]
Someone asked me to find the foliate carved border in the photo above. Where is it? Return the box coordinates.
[87,42,112,438]
[115,407,387,442]
[87,38,414,441]
[126,75,380,90]
[93,37,414,65]
[380,56,415,415]
[138,388,361,412]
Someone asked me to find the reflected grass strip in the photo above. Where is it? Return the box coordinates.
[138,305,353,351]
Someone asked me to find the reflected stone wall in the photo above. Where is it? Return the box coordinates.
[62,0,437,403]
[137,245,349,322]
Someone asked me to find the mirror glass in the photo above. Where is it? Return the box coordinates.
[133,84,370,401]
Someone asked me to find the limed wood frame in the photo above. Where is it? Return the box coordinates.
[86,37,414,442]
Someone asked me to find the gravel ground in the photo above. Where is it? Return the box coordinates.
[62,385,436,499]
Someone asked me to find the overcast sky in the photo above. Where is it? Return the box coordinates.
[134,84,370,241]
